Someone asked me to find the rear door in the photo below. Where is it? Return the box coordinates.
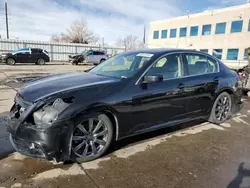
[182,52,220,117]
[31,49,42,63]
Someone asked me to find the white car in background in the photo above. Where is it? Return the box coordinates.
[69,50,108,65]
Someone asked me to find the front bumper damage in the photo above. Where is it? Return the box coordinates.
[5,96,73,162]
[0,56,6,63]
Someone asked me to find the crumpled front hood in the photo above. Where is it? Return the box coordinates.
[69,53,84,58]
[18,72,119,102]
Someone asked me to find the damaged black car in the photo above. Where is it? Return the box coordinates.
[6,49,243,163]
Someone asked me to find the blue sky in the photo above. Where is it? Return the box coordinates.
[0,0,247,45]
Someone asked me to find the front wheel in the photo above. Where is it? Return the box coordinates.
[209,92,232,124]
[71,114,113,163]
[6,58,16,65]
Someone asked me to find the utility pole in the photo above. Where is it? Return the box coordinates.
[5,2,9,39]
[102,37,104,48]
[143,25,146,45]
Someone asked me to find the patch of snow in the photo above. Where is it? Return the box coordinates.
[33,164,85,180]
[11,183,22,188]
[81,157,111,170]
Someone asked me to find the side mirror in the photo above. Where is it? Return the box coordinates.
[143,75,163,84]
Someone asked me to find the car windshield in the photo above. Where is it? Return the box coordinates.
[12,48,30,54]
[89,52,154,78]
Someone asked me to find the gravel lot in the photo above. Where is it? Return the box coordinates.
[1,63,250,188]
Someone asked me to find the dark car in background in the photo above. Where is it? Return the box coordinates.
[69,50,108,65]
[6,49,242,163]
[0,48,50,65]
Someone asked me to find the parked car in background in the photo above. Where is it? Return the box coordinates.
[6,49,242,163]
[0,48,50,65]
[220,47,250,95]
[69,50,108,65]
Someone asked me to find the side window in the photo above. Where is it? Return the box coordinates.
[146,54,184,80]
[94,51,105,55]
[31,49,39,54]
[207,57,219,73]
[19,51,30,55]
[185,54,218,76]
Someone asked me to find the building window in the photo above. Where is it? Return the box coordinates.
[248,20,250,32]
[215,22,226,34]
[244,49,248,60]
[161,30,167,38]
[170,29,177,38]
[212,49,223,60]
[227,49,239,60]
[179,27,187,37]
[202,24,212,35]
[153,31,159,39]
[231,20,243,33]
[190,26,198,36]
[200,49,208,53]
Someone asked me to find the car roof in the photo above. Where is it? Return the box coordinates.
[31,48,43,50]
[123,48,199,55]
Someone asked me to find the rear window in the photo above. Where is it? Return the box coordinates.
[184,53,219,75]
[31,49,42,53]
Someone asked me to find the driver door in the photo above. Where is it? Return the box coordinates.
[131,53,190,133]
[16,50,31,63]
[86,51,94,63]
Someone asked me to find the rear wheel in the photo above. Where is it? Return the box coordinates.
[100,59,106,63]
[6,58,16,65]
[36,58,45,65]
[71,114,113,163]
[209,92,232,124]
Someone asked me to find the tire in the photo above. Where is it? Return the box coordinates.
[100,59,106,64]
[36,58,45,65]
[6,58,16,65]
[208,92,232,124]
[72,61,78,65]
[71,114,113,163]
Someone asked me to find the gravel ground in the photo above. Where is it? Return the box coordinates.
[1,63,250,188]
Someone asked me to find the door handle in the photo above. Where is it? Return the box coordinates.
[177,83,185,89]
[213,77,219,82]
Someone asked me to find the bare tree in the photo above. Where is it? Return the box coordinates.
[116,35,145,50]
[51,19,99,44]
[51,32,71,43]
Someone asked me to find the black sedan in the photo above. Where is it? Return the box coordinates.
[0,48,50,65]
[6,49,242,163]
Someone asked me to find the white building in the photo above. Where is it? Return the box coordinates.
[148,3,250,69]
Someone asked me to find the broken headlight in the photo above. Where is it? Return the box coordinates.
[33,98,71,128]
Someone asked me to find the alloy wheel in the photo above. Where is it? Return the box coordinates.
[7,58,15,65]
[72,118,109,158]
[37,59,45,65]
[215,96,230,122]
